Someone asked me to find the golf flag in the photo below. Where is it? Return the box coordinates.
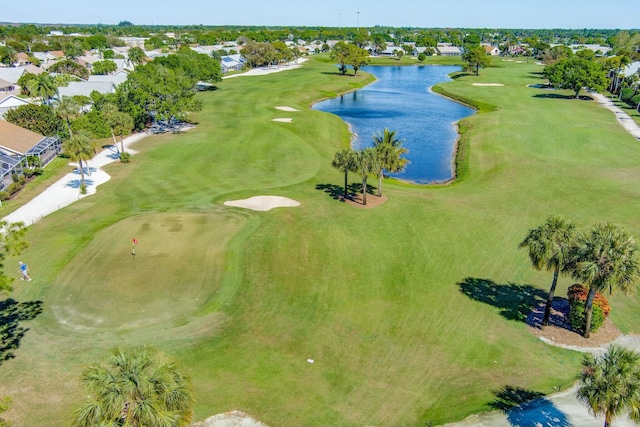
[133,238,138,244]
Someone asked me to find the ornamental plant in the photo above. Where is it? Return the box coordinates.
[568,284,610,333]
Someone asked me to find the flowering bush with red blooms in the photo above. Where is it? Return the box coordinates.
[568,284,610,333]
[567,284,611,316]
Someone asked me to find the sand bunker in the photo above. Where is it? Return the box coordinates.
[275,106,300,112]
[472,83,504,86]
[224,196,300,211]
[272,118,293,122]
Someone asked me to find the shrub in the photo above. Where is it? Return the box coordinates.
[119,152,131,163]
[567,284,610,333]
[6,182,22,195]
[569,300,605,333]
[620,88,635,102]
[0,191,9,201]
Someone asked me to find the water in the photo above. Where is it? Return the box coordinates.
[312,65,474,183]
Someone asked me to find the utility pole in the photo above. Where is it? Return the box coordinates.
[357,11,360,32]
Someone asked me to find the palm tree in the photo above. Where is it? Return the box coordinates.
[27,73,57,105]
[72,346,194,427]
[63,131,96,193]
[127,47,146,66]
[518,216,578,326]
[567,223,640,338]
[354,148,380,206]
[577,344,640,427]
[331,148,357,199]
[55,96,81,137]
[102,103,134,154]
[372,128,409,197]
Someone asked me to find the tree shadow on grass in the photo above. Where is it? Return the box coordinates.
[458,277,545,322]
[0,298,43,366]
[532,93,594,101]
[489,385,570,427]
[315,182,376,202]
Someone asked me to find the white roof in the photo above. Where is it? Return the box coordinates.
[437,46,462,54]
[87,73,128,86]
[0,67,26,84]
[0,94,32,108]
[621,61,640,77]
[58,81,115,98]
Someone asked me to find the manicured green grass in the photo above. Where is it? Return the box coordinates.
[3,56,640,426]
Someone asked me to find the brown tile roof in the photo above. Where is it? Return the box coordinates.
[0,120,44,155]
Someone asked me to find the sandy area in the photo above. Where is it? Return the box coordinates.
[271,118,293,122]
[471,83,504,86]
[191,411,268,427]
[275,106,300,112]
[223,196,300,211]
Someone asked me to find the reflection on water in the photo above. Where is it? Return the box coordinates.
[313,65,474,183]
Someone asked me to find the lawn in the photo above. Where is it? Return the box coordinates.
[2,56,640,426]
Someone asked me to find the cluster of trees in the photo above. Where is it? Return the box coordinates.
[543,50,609,98]
[330,41,370,76]
[239,40,299,68]
[331,129,408,205]
[519,216,640,338]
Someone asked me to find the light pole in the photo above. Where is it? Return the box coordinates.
[357,11,360,32]
[339,12,341,29]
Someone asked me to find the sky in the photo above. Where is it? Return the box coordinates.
[2,0,639,29]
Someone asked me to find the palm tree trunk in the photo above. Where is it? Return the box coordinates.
[78,159,85,187]
[362,178,367,205]
[542,268,560,326]
[583,286,598,338]
[343,170,349,198]
[377,172,383,197]
[605,410,612,427]
[120,135,125,154]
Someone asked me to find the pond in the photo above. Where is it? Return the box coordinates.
[312,65,475,183]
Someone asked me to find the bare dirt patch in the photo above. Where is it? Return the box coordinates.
[527,299,621,350]
[341,193,388,209]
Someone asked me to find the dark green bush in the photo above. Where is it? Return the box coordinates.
[620,88,635,102]
[0,191,9,201]
[569,300,605,333]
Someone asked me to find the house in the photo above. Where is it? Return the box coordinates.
[0,94,32,119]
[483,45,501,56]
[0,78,17,95]
[58,81,117,99]
[621,61,640,77]
[87,71,128,86]
[436,44,463,56]
[0,120,62,188]
[220,54,244,73]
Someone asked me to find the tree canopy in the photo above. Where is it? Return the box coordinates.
[330,41,370,76]
[72,346,194,427]
[543,55,608,98]
[462,45,491,76]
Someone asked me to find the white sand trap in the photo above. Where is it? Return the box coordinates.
[272,118,293,122]
[224,196,300,211]
[472,83,504,86]
[275,106,300,112]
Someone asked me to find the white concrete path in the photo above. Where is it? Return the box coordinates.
[2,133,147,226]
[591,92,640,140]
